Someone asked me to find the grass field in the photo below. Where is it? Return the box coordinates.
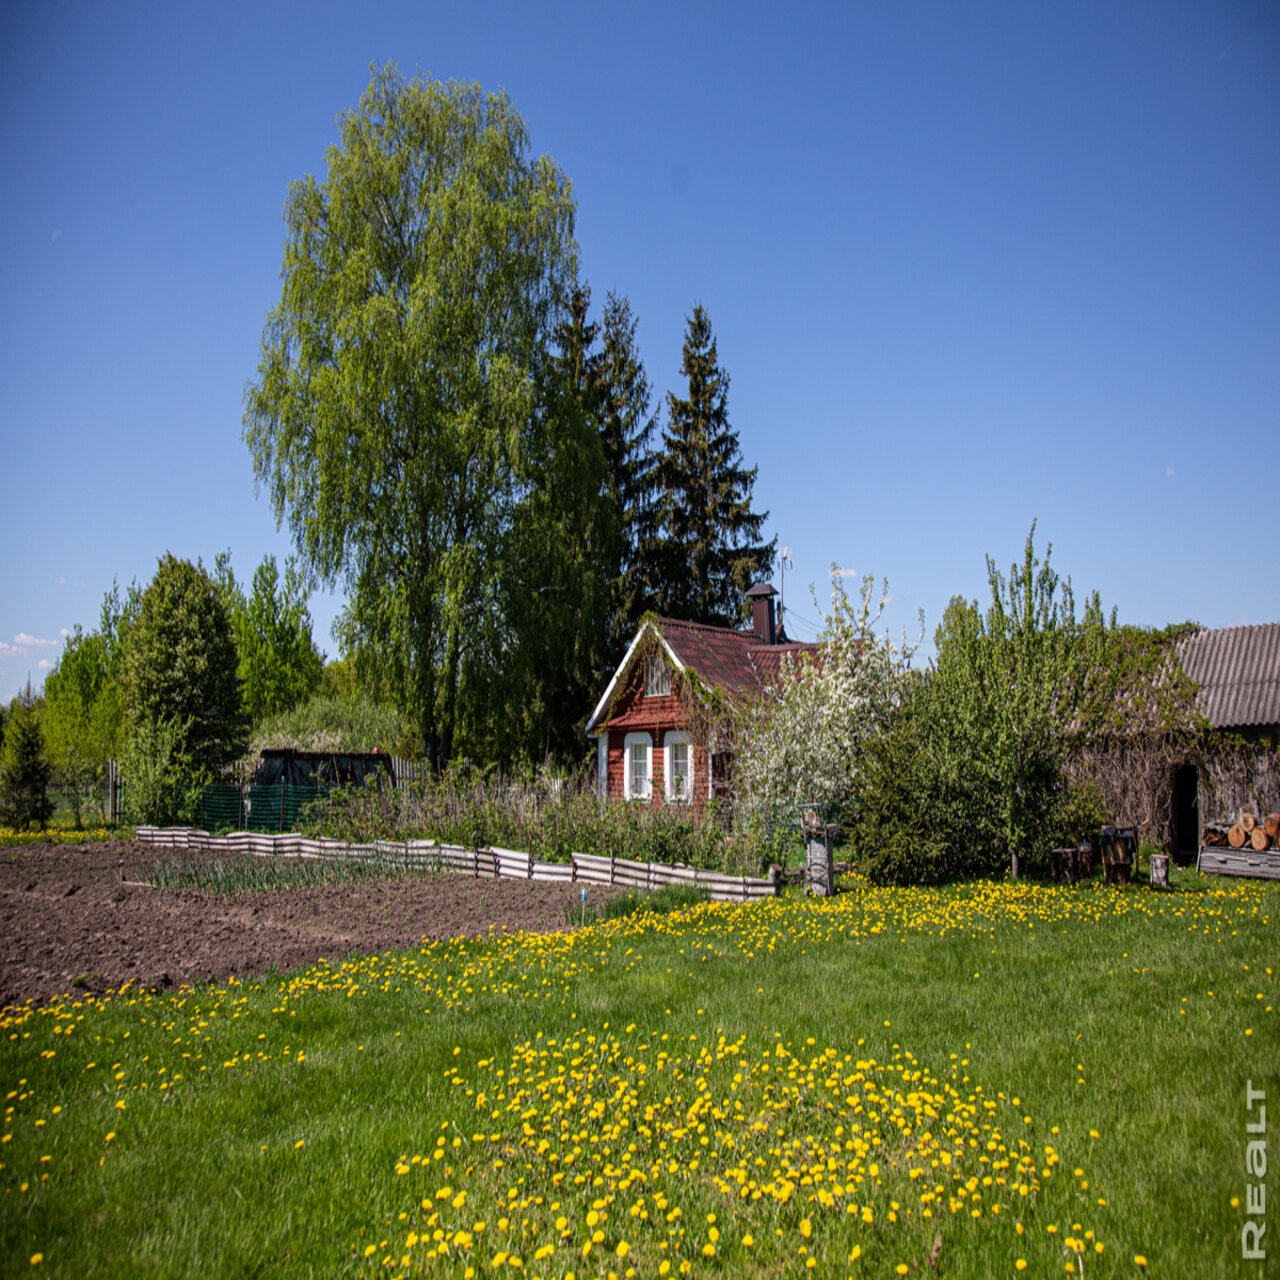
[2,868,1275,1278]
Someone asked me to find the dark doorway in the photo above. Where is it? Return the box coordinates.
[1172,764,1199,861]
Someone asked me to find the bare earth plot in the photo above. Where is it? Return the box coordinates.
[0,841,595,1007]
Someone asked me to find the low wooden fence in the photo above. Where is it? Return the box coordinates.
[134,826,781,903]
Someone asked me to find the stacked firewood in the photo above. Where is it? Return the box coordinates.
[1203,812,1280,851]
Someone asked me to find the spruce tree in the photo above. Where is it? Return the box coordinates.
[652,304,775,626]
[596,290,657,655]
[0,681,54,831]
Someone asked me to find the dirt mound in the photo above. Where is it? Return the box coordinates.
[0,841,599,1008]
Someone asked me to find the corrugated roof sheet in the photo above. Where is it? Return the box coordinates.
[1177,623,1280,729]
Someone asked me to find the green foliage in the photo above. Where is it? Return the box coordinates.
[1049,775,1111,849]
[140,850,428,894]
[216,552,324,724]
[845,527,1117,884]
[925,523,1107,877]
[249,692,413,757]
[119,715,200,826]
[735,569,920,820]
[124,554,247,790]
[567,881,709,928]
[596,289,658,657]
[42,627,122,824]
[308,773,754,871]
[244,64,579,773]
[651,304,775,626]
[0,682,54,830]
[479,279,612,767]
[853,701,953,885]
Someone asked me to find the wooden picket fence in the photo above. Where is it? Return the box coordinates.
[134,826,782,903]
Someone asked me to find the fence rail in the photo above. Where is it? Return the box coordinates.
[134,826,782,903]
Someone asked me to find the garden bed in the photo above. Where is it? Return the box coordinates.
[0,841,613,1007]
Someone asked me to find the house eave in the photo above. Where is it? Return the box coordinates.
[584,619,686,735]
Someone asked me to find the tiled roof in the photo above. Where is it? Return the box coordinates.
[1177,623,1280,730]
[655,617,818,698]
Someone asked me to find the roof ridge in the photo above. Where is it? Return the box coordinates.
[655,615,757,641]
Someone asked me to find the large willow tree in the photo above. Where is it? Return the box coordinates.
[244,66,579,771]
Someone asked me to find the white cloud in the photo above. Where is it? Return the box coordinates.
[51,230,62,241]
[37,659,53,671]
[833,568,860,579]
[1165,467,1175,478]
[0,641,26,658]
[60,628,70,638]
[13,633,58,648]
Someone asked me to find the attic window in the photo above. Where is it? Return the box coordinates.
[644,653,671,697]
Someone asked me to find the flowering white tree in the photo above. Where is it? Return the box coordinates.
[735,569,920,815]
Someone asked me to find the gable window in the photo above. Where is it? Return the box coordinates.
[623,732,652,801]
[664,731,692,802]
[644,653,671,697]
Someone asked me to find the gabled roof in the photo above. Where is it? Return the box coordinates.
[1177,623,1280,730]
[586,614,819,734]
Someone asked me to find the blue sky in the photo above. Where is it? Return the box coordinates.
[2,0,1277,702]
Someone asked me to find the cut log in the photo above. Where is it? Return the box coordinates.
[1250,826,1270,852]
[1228,824,1247,848]
[1264,812,1280,839]
[1240,812,1257,833]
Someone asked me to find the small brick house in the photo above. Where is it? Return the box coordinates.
[586,584,818,807]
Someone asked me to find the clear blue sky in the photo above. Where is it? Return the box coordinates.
[3,0,1278,702]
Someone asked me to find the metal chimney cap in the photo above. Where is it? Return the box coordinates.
[745,582,777,598]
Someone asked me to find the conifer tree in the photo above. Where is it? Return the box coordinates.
[492,279,612,763]
[0,681,54,831]
[652,304,775,626]
[596,290,657,654]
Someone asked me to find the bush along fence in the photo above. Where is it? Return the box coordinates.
[133,826,784,903]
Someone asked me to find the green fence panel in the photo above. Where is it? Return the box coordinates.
[198,785,243,833]
[244,785,326,833]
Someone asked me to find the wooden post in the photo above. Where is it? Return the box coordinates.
[1149,853,1170,889]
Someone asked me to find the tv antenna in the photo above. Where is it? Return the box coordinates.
[779,546,793,633]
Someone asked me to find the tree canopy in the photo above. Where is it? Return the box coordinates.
[244,65,579,772]
[651,305,775,626]
[123,554,246,781]
[216,552,324,724]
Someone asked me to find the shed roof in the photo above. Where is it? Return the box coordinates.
[1177,623,1280,730]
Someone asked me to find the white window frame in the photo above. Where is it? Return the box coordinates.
[595,735,608,800]
[664,731,692,803]
[644,653,671,697]
[623,732,652,801]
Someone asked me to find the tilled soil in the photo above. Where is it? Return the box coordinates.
[0,841,601,1008]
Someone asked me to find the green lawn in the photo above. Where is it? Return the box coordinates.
[2,868,1275,1278]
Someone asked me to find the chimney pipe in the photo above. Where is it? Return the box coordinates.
[746,583,777,646]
